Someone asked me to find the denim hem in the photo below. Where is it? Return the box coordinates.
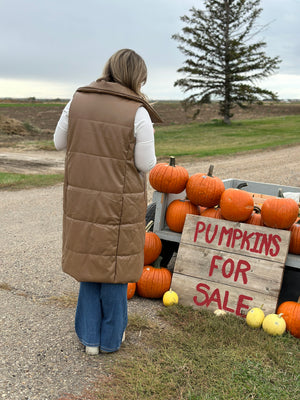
[100,345,121,353]
[77,336,100,347]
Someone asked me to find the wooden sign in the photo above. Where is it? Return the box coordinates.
[171,215,290,317]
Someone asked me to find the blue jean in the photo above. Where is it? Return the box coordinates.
[75,282,128,353]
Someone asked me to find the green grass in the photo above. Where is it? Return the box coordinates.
[0,172,64,190]
[154,115,300,158]
[94,305,299,400]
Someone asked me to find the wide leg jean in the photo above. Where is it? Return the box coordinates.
[75,282,128,353]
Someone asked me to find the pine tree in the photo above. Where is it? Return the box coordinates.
[172,0,281,124]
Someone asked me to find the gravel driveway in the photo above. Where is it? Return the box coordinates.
[1,145,300,399]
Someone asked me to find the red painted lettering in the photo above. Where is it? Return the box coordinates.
[241,231,255,251]
[207,288,222,309]
[257,233,272,256]
[249,232,264,254]
[205,223,218,244]
[193,283,210,306]
[222,291,235,313]
[269,234,281,257]
[234,259,251,284]
[222,258,235,279]
[209,255,223,277]
[231,228,243,248]
[194,221,206,242]
[218,226,233,247]
[235,294,253,317]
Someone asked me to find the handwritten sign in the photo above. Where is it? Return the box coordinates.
[171,215,290,317]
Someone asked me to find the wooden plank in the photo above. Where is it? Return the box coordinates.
[175,243,284,296]
[171,274,279,316]
[181,215,290,264]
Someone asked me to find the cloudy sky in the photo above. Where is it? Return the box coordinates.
[1,0,299,100]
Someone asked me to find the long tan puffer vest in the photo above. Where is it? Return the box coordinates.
[62,80,162,283]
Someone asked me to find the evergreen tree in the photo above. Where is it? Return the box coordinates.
[172,0,281,124]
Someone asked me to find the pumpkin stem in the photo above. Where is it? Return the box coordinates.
[298,296,300,303]
[278,313,284,318]
[152,255,163,269]
[253,206,261,214]
[145,220,154,232]
[278,188,284,198]
[237,182,248,190]
[207,164,214,177]
[169,156,176,167]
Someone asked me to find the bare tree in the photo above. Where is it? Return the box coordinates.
[172,0,281,124]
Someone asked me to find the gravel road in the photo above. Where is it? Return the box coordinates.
[1,145,300,399]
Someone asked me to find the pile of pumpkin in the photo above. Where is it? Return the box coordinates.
[245,300,300,338]
[148,156,300,254]
[127,220,177,306]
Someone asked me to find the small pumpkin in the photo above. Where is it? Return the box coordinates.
[246,306,265,328]
[262,313,286,336]
[144,221,162,265]
[214,309,227,316]
[165,199,200,233]
[245,206,264,226]
[261,189,299,229]
[201,206,223,219]
[220,183,254,222]
[289,220,300,254]
[277,297,300,338]
[149,156,189,194]
[186,165,225,208]
[136,258,172,299]
[127,282,136,300]
[163,289,179,306]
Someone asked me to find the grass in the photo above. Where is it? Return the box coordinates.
[154,115,300,158]
[0,172,64,190]
[94,305,299,400]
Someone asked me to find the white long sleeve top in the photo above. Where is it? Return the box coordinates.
[53,101,157,173]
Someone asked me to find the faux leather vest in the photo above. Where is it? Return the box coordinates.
[62,80,162,283]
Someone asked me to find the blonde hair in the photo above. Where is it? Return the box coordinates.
[99,49,147,97]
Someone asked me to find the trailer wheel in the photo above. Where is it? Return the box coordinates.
[145,203,178,268]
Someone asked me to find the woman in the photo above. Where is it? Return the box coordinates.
[54,49,162,355]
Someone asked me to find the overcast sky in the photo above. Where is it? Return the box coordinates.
[1,0,299,99]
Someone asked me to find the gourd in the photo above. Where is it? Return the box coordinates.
[220,183,254,222]
[144,221,162,265]
[201,206,223,219]
[165,199,200,233]
[149,156,189,194]
[136,257,172,299]
[127,282,136,300]
[245,206,264,226]
[262,313,286,336]
[261,189,299,229]
[288,220,300,254]
[246,306,265,328]
[163,289,179,306]
[277,297,300,338]
[186,165,225,208]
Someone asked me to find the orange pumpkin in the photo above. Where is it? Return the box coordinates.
[149,156,189,194]
[261,189,299,229]
[245,206,264,226]
[289,220,300,254]
[127,282,136,300]
[277,297,300,338]
[186,165,225,207]
[220,187,254,222]
[144,223,162,265]
[136,264,172,298]
[165,199,200,233]
[201,207,223,219]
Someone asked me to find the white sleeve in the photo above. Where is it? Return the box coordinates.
[53,100,71,150]
[134,107,157,173]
